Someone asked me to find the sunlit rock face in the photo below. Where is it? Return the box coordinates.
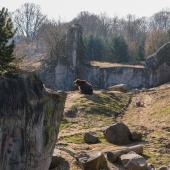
[145,42,170,87]
[40,23,170,90]
[0,73,66,170]
[40,24,86,91]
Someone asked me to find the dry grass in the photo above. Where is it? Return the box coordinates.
[123,84,170,168]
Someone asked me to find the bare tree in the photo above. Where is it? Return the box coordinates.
[149,9,170,31]
[145,30,169,56]
[13,3,46,41]
[37,19,67,57]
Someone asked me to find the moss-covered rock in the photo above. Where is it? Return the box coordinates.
[0,73,66,170]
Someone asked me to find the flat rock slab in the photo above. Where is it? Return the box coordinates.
[77,151,108,170]
[120,151,148,170]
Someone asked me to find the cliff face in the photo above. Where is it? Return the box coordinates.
[0,73,66,170]
[40,24,170,90]
[40,24,86,90]
[83,66,146,89]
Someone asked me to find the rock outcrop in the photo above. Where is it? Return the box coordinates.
[39,23,170,91]
[40,24,86,90]
[84,132,99,144]
[0,73,66,170]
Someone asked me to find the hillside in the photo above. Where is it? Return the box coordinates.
[55,84,170,169]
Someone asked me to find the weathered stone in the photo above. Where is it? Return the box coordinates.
[120,151,148,170]
[40,24,86,91]
[77,152,108,170]
[64,109,77,118]
[0,73,66,170]
[108,84,128,92]
[49,156,69,170]
[84,132,99,144]
[106,145,144,163]
[104,122,132,145]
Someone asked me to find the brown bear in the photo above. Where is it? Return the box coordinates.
[74,79,93,95]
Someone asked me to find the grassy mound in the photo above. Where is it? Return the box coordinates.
[69,91,130,116]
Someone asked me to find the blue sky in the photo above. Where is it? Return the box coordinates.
[1,0,170,21]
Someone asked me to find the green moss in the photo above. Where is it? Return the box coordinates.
[63,134,84,144]
[70,91,130,116]
[44,103,56,145]
[151,105,170,121]
[62,131,110,145]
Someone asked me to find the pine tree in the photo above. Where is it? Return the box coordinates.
[0,7,15,72]
[110,36,129,63]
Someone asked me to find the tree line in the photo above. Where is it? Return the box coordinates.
[1,3,170,73]
[11,4,170,63]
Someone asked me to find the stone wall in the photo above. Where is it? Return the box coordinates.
[83,66,146,89]
[0,73,66,170]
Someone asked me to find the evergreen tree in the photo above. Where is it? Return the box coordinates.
[84,35,105,61]
[0,7,15,71]
[110,36,129,63]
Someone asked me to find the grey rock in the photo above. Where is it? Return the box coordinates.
[49,156,69,170]
[159,166,169,170]
[108,84,128,92]
[84,132,99,144]
[104,122,132,145]
[120,151,148,170]
[0,73,66,170]
[77,152,108,170]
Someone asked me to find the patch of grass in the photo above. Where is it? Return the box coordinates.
[62,131,110,145]
[143,130,170,168]
[63,134,84,144]
[60,119,76,130]
[144,149,170,168]
[71,91,130,116]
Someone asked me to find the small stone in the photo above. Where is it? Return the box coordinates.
[159,166,169,170]
[84,132,99,144]
[78,152,108,170]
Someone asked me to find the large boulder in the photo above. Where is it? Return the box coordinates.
[120,152,148,170]
[104,122,132,145]
[0,73,66,170]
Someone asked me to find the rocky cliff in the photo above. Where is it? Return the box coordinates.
[40,24,86,90]
[39,24,170,90]
[0,73,66,170]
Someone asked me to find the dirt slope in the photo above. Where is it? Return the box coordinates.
[56,84,170,169]
[123,83,170,167]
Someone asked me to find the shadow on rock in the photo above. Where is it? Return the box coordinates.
[49,156,70,170]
